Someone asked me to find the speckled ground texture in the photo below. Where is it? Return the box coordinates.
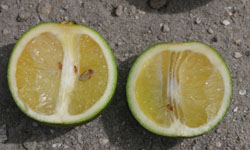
[0,0,249,150]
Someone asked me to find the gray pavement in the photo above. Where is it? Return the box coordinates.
[0,0,249,149]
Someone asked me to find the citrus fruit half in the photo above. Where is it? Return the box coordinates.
[8,22,117,125]
[126,42,232,137]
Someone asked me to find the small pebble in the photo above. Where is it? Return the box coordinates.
[149,0,168,9]
[234,39,242,46]
[64,16,69,21]
[216,141,222,148]
[135,15,139,19]
[157,35,164,40]
[32,122,38,127]
[63,145,69,149]
[216,128,221,134]
[115,5,123,16]
[207,28,214,34]
[195,17,201,24]
[23,141,37,150]
[121,121,126,126]
[121,7,127,14]
[211,36,218,43]
[99,138,109,145]
[49,129,54,133]
[124,53,129,57]
[70,135,77,144]
[239,90,246,96]
[62,5,69,10]
[0,124,7,143]
[77,134,83,145]
[192,145,200,150]
[81,18,86,23]
[38,2,53,15]
[0,4,9,10]
[138,10,146,15]
[14,34,21,40]
[245,51,250,57]
[116,42,122,46]
[162,24,170,32]
[130,5,136,14]
[52,143,62,148]
[59,9,64,14]
[225,7,233,16]
[17,12,32,22]
[222,20,230,26]
[118,57,126,62]
[2,28,9,35]
[207,145,214,150]
[76,144,82,150]
[234,52,242,58]
[233,107,238,112]
[113,126,119,132]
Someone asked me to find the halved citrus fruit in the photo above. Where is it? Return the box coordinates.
[126,42,232,137]
[8,22,117,125]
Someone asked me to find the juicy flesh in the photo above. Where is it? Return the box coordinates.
[135,50,224,128]
[16,31,108,116]
[69,35,108,115]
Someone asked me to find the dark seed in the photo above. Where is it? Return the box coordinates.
[167,104,173,111]
[74,65,78,73]
[58,62,62,70]
[79,69,94,81]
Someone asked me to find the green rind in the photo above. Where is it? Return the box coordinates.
[126,41,232,137]
[7,22,118,126]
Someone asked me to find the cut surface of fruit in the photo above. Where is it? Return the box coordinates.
[127,42,232,137]
[8,22,117,124]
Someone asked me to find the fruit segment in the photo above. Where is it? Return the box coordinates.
[69,35,108,115]
[135,50,224,128]
[180,53,224,128]
[16,33,64,115]
[135,53,171,127]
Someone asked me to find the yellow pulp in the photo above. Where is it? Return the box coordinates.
[135,50,224,128]
[16,32,108,115]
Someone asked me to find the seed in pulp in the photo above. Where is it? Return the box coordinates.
[167,104,173,111]
[58,62,62,70]
[74,65,78,73]
[79,69,94,81]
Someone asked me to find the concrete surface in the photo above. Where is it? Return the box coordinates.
[0,0,249,149]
